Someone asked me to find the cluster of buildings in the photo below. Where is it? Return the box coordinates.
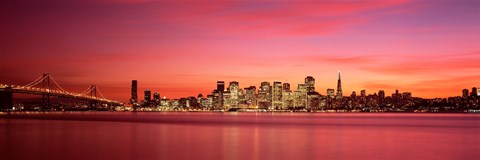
[128,72,452,112]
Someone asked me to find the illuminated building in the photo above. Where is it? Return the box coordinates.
[130,80,138,104]
[305,76,315,92]
[351,91,357,99]
[336,71,343,99]
[205,95,213,109]
[212,90,222,110]
[227,81,240,108]
[160,97,170,109]
[282,83,291,92]
[244,86,256,108]
[171,99,179,109]
[307,92,320,109]
[327,88,335,99]
[258,81,272,109]
[361,90,366,97]
[462,89,469,97]
[478,87,480,96]
[223,91,231,108]
[272,81,283,109]
[282,90,294,109]
[295,84,307,108]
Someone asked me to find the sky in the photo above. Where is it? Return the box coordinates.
[1,0,480,102]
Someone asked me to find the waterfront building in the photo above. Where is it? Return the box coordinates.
[282,83,291,92]
[336,71,343,99]
[327,88,335,99]
[378,90,385,99]
[305,76,315,93]
[272,81,283,109]
[217,81,225,92]
[351,91,357,99]
[258,81,272,109]
[153,92,160,106]
[130,80,138,104]
[462,89,469,97]
[472,87,478,97]
[228,81,240,107]
[243,86,256,108]
[144,90,151,106]
[160,97,170,109]
[402,92,412,99]
[307,92,320,109]
[282,90,295,109]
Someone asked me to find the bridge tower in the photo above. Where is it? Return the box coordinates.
[88,85,99,110]
[0,86,13,111]
[42,73,51,109]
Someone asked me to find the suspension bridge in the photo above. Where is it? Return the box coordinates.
[0,73,122,111]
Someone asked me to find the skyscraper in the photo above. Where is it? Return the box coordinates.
[282,83,291,92]
[295,84,308,108]
[472,87,478,97]
[153,92,160,105]
[228,81,240,107]
[130,80,138,104]
[378,90,385,99]
[244,86,256,107]
[327,88,335,99]
[217,81,225,92]
[272,81,283,109]
[360,90,366,97]
[336,71,343,99]
[144,89,151,105]
[258,81,272,109]
[351,91,357,99]
[305,76,315,93]
[462,88,469,97]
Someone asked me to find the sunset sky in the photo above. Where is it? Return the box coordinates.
[1,0,480,102]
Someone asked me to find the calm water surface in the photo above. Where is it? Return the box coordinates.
[1,112,480,160]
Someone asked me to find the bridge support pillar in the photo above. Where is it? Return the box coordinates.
[0,87,13,111]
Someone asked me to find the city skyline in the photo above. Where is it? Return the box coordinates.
[2,0,480,101]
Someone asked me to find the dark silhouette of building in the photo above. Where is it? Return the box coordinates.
[153,92,160,106]
[336,71,343,99]
[217,81,225,92]
[472,87,478,97]
[378,90,385,99]
[144,90,151,105]
[130,80,138,104]
[462,88,469,97]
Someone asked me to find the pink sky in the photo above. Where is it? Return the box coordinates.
[1,0,480,102]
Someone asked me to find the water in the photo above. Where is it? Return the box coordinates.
[1,112,480,160]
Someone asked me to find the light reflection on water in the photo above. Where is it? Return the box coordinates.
[1,112,480,160]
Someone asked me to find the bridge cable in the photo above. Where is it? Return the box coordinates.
[49,75,68,93]
[23,75,47,88]
[95,87,107,99]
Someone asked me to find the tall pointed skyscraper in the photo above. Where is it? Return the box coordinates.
[336,71,343,99]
